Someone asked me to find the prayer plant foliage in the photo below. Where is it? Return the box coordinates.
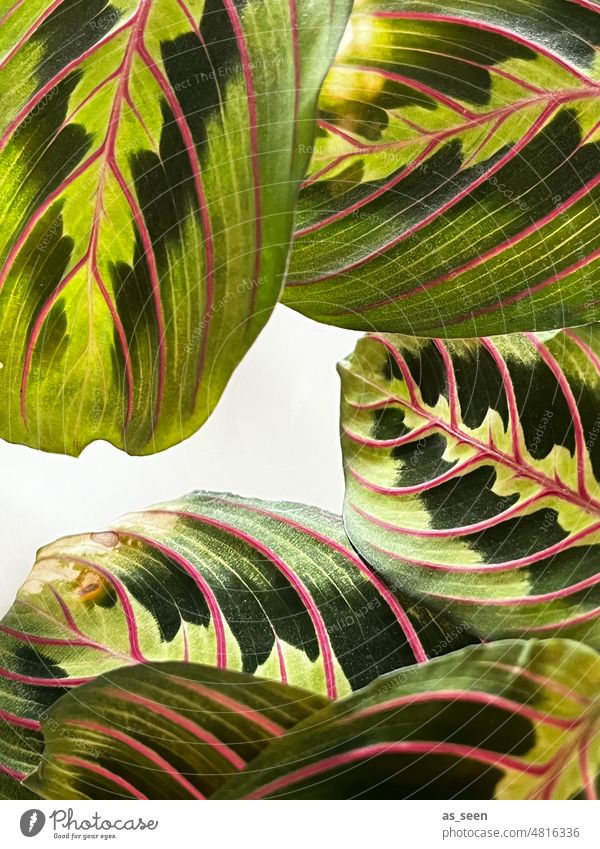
[18,640,600,800]
[0,492,476,797]
[1,0,600,805]
[0,0,352,455]
[215,639,600,801]
[339,327,600,644]
[285,0,600,336]
[2,0,600,455]
[1,491,599,800]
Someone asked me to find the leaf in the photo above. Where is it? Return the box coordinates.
[0,491,475,796]
[339,328,600,644]
[0,0,351,455]
[25,662,326,799]
[283,0,600,336]
[216,639,600,800]
[0,772,40,801]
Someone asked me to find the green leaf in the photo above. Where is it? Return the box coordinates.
[25,662,326,799]
[339,328,600,644]
[0,0,351,455]
[283,0,600,336]
[216,639,600,800]
[0,771,40,801]
[0,491,474,796]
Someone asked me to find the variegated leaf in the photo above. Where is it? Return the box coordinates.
[340,328,600,643]
[0,491,474,796]
[216,639,600,800]
[0,0,351,455]
[25,662,326,799]
[284,0,600,336]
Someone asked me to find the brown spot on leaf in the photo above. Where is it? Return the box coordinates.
[75,569,114,606]
[91,531,119,548]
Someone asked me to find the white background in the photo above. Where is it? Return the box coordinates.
[0,306,359,616]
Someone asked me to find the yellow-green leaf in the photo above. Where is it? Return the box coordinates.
[0,491,474,796]
[284,0,600,336]
[217,640,600,800]
[0,0,351,454]
[340,327,600,643]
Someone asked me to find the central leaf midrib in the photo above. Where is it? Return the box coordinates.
[352,370,600,519]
